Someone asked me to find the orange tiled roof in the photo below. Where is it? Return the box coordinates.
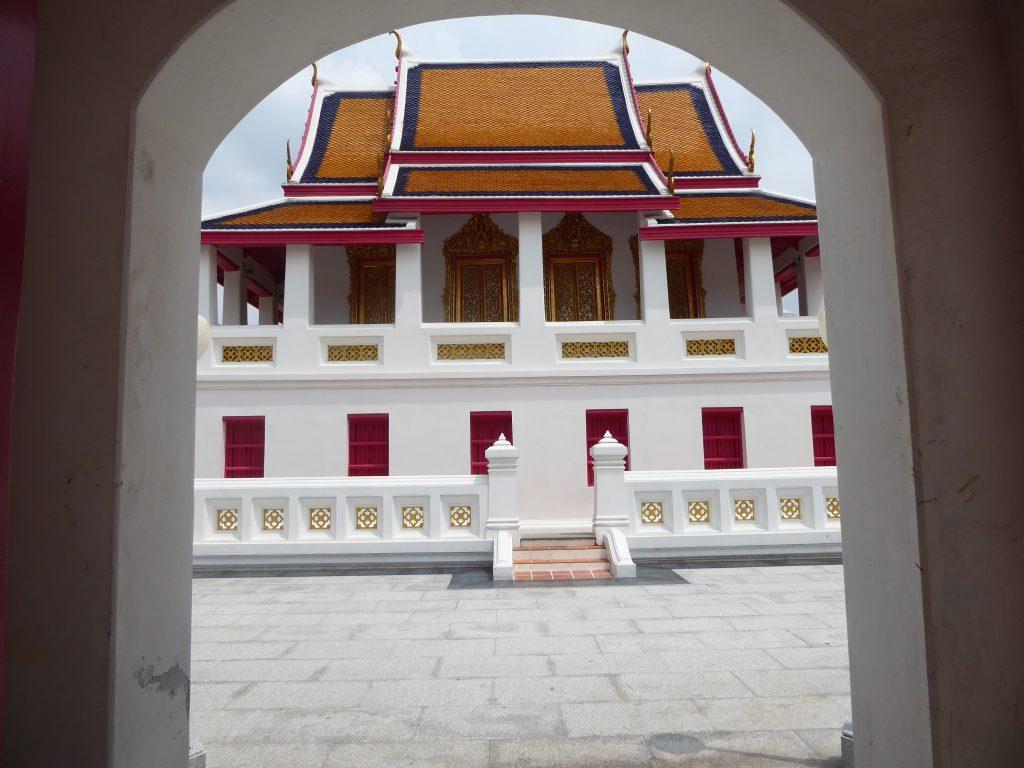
[387,164,663,198]
[397,61,644,151]
[202,199,401,230]
[658,191,816,223]
[634,83,745,176]
[299,91,393,183]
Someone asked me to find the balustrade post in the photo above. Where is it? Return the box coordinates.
[486,434,520,580]
[591,432,630,532]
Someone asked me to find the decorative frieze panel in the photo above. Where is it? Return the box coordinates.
[688,500,711,524]
[561,341,630,359]
[436,343,506,361]
[826,497,841,520]
[355,506,379,530]
[308,507,332,530]
[640,501,664,525]
[327,344,379,362]
[262,508,285,531]
[221,345,273,363]
[685,338,736,356]
[779,498,803,520]
[734,499,756,522]
[401,506,425,529]
[216,508,239,532]
[788,336,828,354]
[449,505,472,528]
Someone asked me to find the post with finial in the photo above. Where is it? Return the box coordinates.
[590,432,636,577]
[667,150,676,194]
[486,434,521,578]
[747,129,756,173]
[285,139,294,181]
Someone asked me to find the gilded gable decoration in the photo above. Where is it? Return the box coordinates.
[543,213,615,321]
[442,214,519,322]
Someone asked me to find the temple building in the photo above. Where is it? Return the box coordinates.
[194,33,839,577]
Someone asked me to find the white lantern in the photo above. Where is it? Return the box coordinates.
[197,314,211,361]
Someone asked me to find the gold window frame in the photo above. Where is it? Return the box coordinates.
[452,255,510,322]
[347,244,396,324]
[442,214,519,322]
[542,212,615,321]
[628,235,706,319]
[545,254,606,322]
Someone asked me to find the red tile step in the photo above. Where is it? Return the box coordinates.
[511,537,613,581]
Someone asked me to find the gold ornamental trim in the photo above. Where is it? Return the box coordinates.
[543,213,615,320]
[734,499,756,522]
[355,506,379,530]
[436,342,506,360]
[401,506,425,529]
[327,344,379,362]
[449,505,473,528]
[221,345,273,363]
[826,497,841,520]
[640,501,664,525]
[442,214,519,322]
[347,244,396,324]
[561,340,630,359]
[215,508,239,532]
[309,507,332,530]
[788,336,828,354]
[685,338,737,356]
[779,498,803,521]
[688,500,711,523]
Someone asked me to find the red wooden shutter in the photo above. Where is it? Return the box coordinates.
[469,411,513,475]
[348,413,389,476]
[224,416,265,478]
[702,408,744,469]
[811,405,836,466]
[585,409,630,486]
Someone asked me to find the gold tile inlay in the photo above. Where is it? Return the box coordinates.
[734,499,756,522]
[826,497,841,520]
[685,338,736,356]
[779,498,803,521]
[561,341,629,359]
[436,343,506,360]
[449,505,473,528]
[221,345,274,363]
[327,344,379,362]
[788,336,828,354]
[309,507,332,530]
[402,506,425,529]
[640,501,664,525]
[688,500,711,524]
[216,508,239,532]
[262,507,285,531]
[355,506,379,530]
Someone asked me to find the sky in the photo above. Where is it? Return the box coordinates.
[201,15,815,217]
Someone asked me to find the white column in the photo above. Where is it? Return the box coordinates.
[799,253,824,317]
[517,212,545,326]
[638,237,670,325]
[742,237,778,322]
[198,244,218,325]
[394,241,422,328]
[258,295,275,325]
[221,265,246,326]
[775,281,785,314]
[283,243,312,328]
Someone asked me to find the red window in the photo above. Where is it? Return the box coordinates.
[223,416,265,478]
[469,411,513,475]
[585,409,630,486]
[811,405,836,466]
[348,413,389,476]
[702,408,744,469]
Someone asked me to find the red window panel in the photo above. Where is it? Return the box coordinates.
[469,411,513,475]
[348,413,389,476]
[811,405,836,466]
[585,409,630,486]
[223,416,265,478]
[702,408,745,469]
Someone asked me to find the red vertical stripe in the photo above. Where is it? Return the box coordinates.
[811,405,836,466]
[702,408,744,469]
[469,411,513,475]
[224,416,265,478]
[348,413,389,476]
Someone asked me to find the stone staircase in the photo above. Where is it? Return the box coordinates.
[512,537,613,581]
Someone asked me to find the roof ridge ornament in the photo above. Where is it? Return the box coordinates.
[667,151,675,194]
[705,61,711,76]
[390,30,404,60]
[285,139,294,181]
[645,108,653,148]
[620,29,630,55]
[747,129,756,173]
[311,62,318,87]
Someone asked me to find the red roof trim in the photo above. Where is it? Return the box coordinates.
[640,221,819,240]
[375,196,674,213]
[201,229,424,246]
[704,68,749,171]
[292,81,320,183]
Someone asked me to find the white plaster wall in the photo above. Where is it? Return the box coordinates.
[702,237,742,317]
[312,246,348,324]
[195,376,831,520]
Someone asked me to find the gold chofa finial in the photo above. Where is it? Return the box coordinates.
[390,30,403,60]
[645,109,653,147]
[620,30,629,55]
[747,129,756,173]
[705,61,711,76]
[286,139,294,180]
[667,150,675,194]
[311,62,318,87]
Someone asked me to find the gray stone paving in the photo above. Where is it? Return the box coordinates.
[191,564,849,767]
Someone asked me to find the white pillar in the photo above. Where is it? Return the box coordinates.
[283,243,312,328]
[198,244,218,325]
[221,264,246,326]
[258,294,275,325]
[742,237,778,322]
[638,237,670,325]
[394,241,422,328]
[799,253,824,317]
[517,212,545,325]
[776,281,785,314]
[485,434,521,563]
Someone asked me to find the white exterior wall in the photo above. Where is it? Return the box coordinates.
[703,237,743,317]
[196,374,830,523]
